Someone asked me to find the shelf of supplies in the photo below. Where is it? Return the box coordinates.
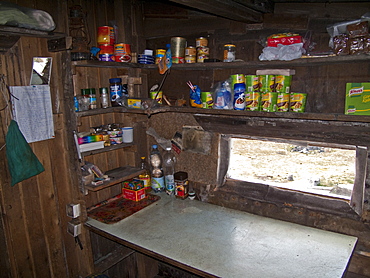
[81,142,135,157]
[72,54,370,71]
[85,166,144,192]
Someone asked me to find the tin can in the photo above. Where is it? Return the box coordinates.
[171,37,186,64]
[99,54,115,62]
[107,129,123,145]
[261,92,278,112]
[245,75,260,92]
[185,46,196,56]
[97,26,115,45]
[223,44,236,62]
[233,83,246,110]
[175,171,189,199]
[276,92,290,112]
[196,37,208,48]
[196,55,208,63]
[259,75,275,92]
[245,92,261,111]
[197,46,209,56]
[155,49,166,64]
[99,44,114,54]
[114,43,132,62]
[185,55,196,63]
[275,75,292,93]
[230,74,245,92]
[109,78,122,106]
[201,91,213,109]
[290,93,307,112]
[150,91,162,104]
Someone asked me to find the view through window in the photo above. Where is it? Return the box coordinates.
[228,138,356,200]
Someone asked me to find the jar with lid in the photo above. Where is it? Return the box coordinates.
[79,89,90,111]
[109,78,123,106]
[174,171,189,199]
[223,44,236,62]
[88,88,97,109]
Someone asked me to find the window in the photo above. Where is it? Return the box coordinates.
[218,135,367,216]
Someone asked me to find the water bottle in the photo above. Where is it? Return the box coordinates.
[150,145,165,192]
[163,147,176,195]
[138,156,151,193]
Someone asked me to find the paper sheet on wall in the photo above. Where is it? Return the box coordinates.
[10,85,54,143]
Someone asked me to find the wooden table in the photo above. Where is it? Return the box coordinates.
[85,193,357,278]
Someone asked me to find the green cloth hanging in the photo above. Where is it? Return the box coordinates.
[5,120,44,186]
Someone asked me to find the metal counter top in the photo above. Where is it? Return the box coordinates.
[85,193,357,278]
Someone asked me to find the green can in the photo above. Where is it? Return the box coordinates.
[290,93,307,112]
[245,75,260,92]
[261,92,278,112]
[230,74,246,92]
[201,91,213,109]
[275,75,292,93]
[276,92,290,112]
[259,75,275,92]
[245,92,261,111]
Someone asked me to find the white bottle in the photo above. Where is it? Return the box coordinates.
[163,147,176,195]
[150,145,165,192]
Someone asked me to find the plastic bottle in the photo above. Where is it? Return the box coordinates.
[138,156,151,193]
[149,145,165,192]
[99,87,109,108]
[163,147,176,195]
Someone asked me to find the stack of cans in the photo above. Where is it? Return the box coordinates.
[196,37,209,63]
[97,26,115,61]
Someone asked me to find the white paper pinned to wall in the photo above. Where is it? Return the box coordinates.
[10,85,54,143]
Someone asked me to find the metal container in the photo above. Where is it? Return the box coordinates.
[170,37,186,64]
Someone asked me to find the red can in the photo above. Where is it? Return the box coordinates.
[114,43,132,62]
[99,44,114,54]
[97,26,115,45]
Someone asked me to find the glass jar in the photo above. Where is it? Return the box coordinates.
[223,44,236,62]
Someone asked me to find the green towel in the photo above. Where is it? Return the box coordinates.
[5,120,44,186]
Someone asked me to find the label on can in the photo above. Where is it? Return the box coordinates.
[259,75,275,92]
[185,46,196,56]
[223,44,236,62]
[114,43,131,55]
[99,54,115,62]
[150,91,162,104]
[172,57,185,64]
[185,55,196,63]
[110,84,122,104]
[99,44,114,54]
[233,83,246,110]
[197,54,209,63]
[97,26,115,45]
[261,92,278,112]
[201,92,213,109]
[196,37,208,48]
[245,92,261,111]
[290,93,307,112]
[246,75,260,92]
[197,46,209,56]
[276,92,290,112]
[275,75,292,93]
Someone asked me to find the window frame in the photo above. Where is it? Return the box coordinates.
[218,134,367,218]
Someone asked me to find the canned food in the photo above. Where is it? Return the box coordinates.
[171,37,186,64]
[196,37,208,48]
[245,75,260,92]
[150,91,162,104]
[99,44,114,54]
[175,171,189,199]
[107,130,123,145]
[245,92,261,111]
[259,75,275,92]
[275,75,292,93]
[155,49,166,64]
[185,46,196,56]
[223,44,236,62]
[185,55,196,63]
[261,92,278,112]
[197,55,208,63]
[201,91,213,109]
[99,54,115,62]
[97,26,115,45]
[197,46,209,56]
[114,43,131,62]
[290,93,307,112]
[233,83,246,110]
[276,92,290,112]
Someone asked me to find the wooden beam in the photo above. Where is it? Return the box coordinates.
[169,0,263,23]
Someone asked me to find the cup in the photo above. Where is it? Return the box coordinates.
[122,127,133,143]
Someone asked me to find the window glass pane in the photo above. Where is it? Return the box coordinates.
[228,138,356,199]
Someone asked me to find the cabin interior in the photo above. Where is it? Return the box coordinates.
[1,0,370,277]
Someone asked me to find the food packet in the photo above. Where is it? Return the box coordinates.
[190,85,202,108]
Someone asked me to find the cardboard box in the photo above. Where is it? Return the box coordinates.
[122,188,146,201]
[267,36,302,47]
[345,83,370,115]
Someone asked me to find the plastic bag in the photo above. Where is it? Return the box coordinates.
[259,43,305,61]
[5,120,44,186]
[212,81,233,110]
[189,85,202,108]
[0,1,55,31]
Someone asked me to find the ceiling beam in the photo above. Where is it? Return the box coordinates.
[169,0,265,23]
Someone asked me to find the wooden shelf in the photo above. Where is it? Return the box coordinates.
[94,245,135,273]
[72,54,370,70]
[85,166,144,192]
[81,142,135,156]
